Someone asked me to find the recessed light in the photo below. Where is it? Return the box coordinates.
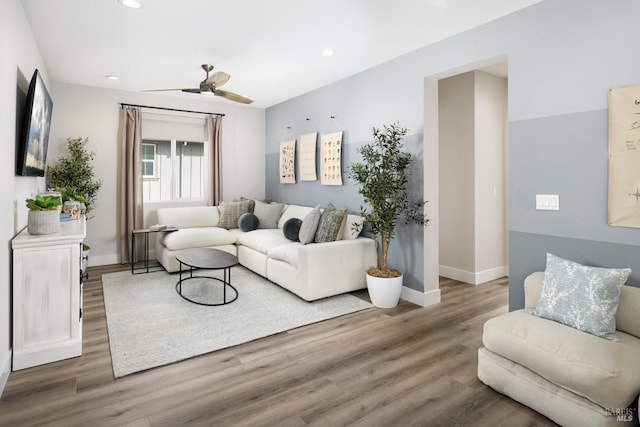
[321,49,334,56]
[106,75,120,80]
[118,0,143,9]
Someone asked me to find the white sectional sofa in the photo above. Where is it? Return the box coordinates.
[155,203,377,301]
[478,271,640,427]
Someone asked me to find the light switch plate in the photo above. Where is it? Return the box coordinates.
[536,194,559,211]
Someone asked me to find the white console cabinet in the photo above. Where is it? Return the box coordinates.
[11,218,86,370]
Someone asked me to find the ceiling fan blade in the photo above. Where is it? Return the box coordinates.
[214,89,253,104]
[205,71,230,87]
[182,88,203,94]
[141,88,193,92]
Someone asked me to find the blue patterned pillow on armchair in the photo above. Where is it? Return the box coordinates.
[532,253,631,340]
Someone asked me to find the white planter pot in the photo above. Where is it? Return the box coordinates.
[27,210,60,235]
[366,273,403,308]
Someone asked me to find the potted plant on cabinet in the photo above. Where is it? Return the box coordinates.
[47,137,102,217]
[348,122,429,308]
[47,137,103,271]
[26,195,62,235]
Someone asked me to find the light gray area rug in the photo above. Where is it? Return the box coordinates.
[102,266,372,377]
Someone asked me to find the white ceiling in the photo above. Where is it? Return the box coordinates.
[21,0,539,109]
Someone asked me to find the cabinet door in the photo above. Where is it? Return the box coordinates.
[13,243,82,369]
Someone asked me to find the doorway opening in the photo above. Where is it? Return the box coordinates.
[423,54,509,304]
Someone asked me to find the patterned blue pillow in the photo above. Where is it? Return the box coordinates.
[532,253,631,340]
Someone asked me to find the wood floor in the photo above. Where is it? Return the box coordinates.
[0,265,555,426]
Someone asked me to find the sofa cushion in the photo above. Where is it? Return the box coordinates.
[217,200,251,229]
[298,205,321,245]
[268,242,301,268]
[237,229,290,254]
[483,309,640,410]
[238,212,259,232]
[532,253,630,340]
[161,227,237,251]
[254,200,284,229]
[314,203,347,243]
[283,218,302,241]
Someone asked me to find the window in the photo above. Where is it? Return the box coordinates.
[141,139,205,202]
[141,143,156,177]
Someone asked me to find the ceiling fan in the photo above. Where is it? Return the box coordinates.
[144,64,253,104]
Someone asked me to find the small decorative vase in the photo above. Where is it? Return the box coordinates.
[27,210,60,235]
[63,200,82,219]
[366,273,403,308]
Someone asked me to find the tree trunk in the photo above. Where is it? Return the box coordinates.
[381,232,390,271]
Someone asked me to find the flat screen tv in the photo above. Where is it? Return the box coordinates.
[17,69,53,176]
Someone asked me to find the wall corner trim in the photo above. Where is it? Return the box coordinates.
[0,349,12,398]
[401,286,441,307]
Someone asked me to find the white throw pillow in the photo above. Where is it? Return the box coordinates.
[298,205,321,245]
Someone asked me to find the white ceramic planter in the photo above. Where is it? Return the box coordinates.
[27,210,60,235]
[366,273,403,308]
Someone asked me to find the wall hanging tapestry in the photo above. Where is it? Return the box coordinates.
[299,132,317,181]
[608,83,640,228]
[279,139,296,184]
[321,131,343,186]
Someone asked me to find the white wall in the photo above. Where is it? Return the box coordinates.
[438,71,507,284]
[48,83,265,266]
[1,0,51,395]
[439,72,476,273]
[474,71,508,277]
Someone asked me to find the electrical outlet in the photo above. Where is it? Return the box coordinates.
[536,194,559,211]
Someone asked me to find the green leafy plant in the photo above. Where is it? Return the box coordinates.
[348,122,429,278]
[47,137,102,215]
[26,195,61,211]
[62,186,86,203]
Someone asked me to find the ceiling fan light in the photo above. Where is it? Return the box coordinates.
[321,49,334,56]
[118,0,143,9]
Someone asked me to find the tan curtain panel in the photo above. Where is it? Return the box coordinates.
[118,107,144,263]
[207,115,223,206]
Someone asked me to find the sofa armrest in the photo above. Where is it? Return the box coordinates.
[296,237,377,300]
[524,272,544,310]
[156,206,220,229]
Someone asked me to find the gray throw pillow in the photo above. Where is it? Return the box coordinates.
[531,253,631,341]
[238,212,259,232]
[314,203,347,243]
[283,218,303,241]
[254,200,284,229]
[298,205,321,245]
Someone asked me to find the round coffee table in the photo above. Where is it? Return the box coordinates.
[175,248,239,306]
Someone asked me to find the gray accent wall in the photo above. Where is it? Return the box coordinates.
[266,0,640,305]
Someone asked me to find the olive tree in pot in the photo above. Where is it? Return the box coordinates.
[47,137,103,273]
[348,122,428,308]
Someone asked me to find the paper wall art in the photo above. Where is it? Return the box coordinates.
[608,83,640,228]
[321,131,343,186]
[299,132,317,181]
[279,139,296,184]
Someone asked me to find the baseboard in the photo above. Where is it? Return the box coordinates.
[0,349,12,398]
[401,286,441,307]
[440,265,508,285]
[88,253,120,267]
[88,251,158,268]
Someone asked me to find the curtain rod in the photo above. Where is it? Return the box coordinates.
[120,103,225,117]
